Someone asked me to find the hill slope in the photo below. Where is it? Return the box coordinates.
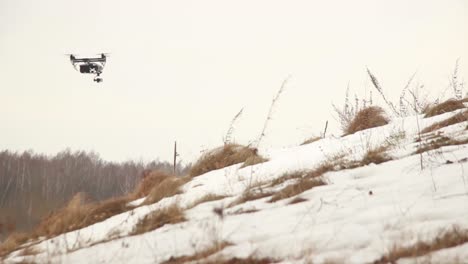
[3,108,468,264]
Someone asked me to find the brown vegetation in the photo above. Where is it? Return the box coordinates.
[241,155,268,168]
[132,204,186,235]
[142,175,188,205]
[345,106,389,135]
[162,241,231,264]
[0,232,29,257]
[204,257,277,264]
[188,194,228,209]
[36,193,131,238]
[269,163,332,202]
[415,136,468,154]
[132,170,175,199]
[229,208,260,215]
[228,190,274,208]
[361,146,392,165]
[424,99,465,118]
[301,136,322,145]
[0,149,188,241]
[269,171,306,187]
[270,178,325,202]
[288,197,308,205]
[422,110,468,134]
[373,226,468,264]
[189,144,266,177]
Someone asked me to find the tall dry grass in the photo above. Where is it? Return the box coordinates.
[345,106,389,135]
[424,99,465,118]
[189,144,266,177]
[132,204,186,235]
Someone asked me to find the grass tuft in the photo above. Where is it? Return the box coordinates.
[269,178,325,203]
[422,110,468,133]
[132,170,175,199]
[204,257,278,264]
[36,193,130,238]
[345,106,389,135]
[415,135,468,154]
[300,136,322,145]
[228,190,274,208]
[188,194,228,209]
[361,146,392,165]
[0,232,29,257]
[143,176,188,205]
[424,99,465,118]
[189,144,266,177]
[373,226,468,264]
[132,204,186,235]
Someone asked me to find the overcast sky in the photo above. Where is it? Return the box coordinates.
[1,0,467,164]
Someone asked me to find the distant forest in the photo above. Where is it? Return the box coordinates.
[0,149,189,240]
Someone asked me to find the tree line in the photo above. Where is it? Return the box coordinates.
[0,149,188,240]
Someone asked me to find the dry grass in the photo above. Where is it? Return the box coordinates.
[228,190,274,208]
[36,193,131,238]
[241,155,268,168]
[269,163,332,202]
[204,257,277,264]
[269,171,305,187]
[422,110,468,134]
[132,170,175,199]
[0,232,30,257]
[17,246,40,256]
[269,177,326,202]
[162,241,231,264]
[415,135,468,154]
[301,136,322,145]
[288,197,308,205]
[132,204,186,235]
[229,208,260,215]
[361,146,392,165]
[424,99,466,118]
[143,176,188,205]
[189,144,266,177]
[345,106,389,135]
[373,226,468,264]
[188,194,228,209]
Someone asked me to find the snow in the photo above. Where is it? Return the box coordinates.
[3,110,468,264]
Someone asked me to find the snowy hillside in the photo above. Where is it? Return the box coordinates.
[3,106,468,264]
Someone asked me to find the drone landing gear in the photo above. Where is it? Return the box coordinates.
[94,73,103,83]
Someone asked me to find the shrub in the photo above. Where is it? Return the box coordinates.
[424,99,465,118]
[132,204,185,235]
[189,144,266,177]
[345,106,389,135]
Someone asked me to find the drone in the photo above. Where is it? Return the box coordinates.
[68,53,108,83]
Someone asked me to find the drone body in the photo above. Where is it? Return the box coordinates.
[69,53,108,83]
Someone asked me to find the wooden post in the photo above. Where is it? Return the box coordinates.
[173,141,177,175]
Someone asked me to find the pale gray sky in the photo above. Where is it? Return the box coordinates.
[1,0,467,163]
